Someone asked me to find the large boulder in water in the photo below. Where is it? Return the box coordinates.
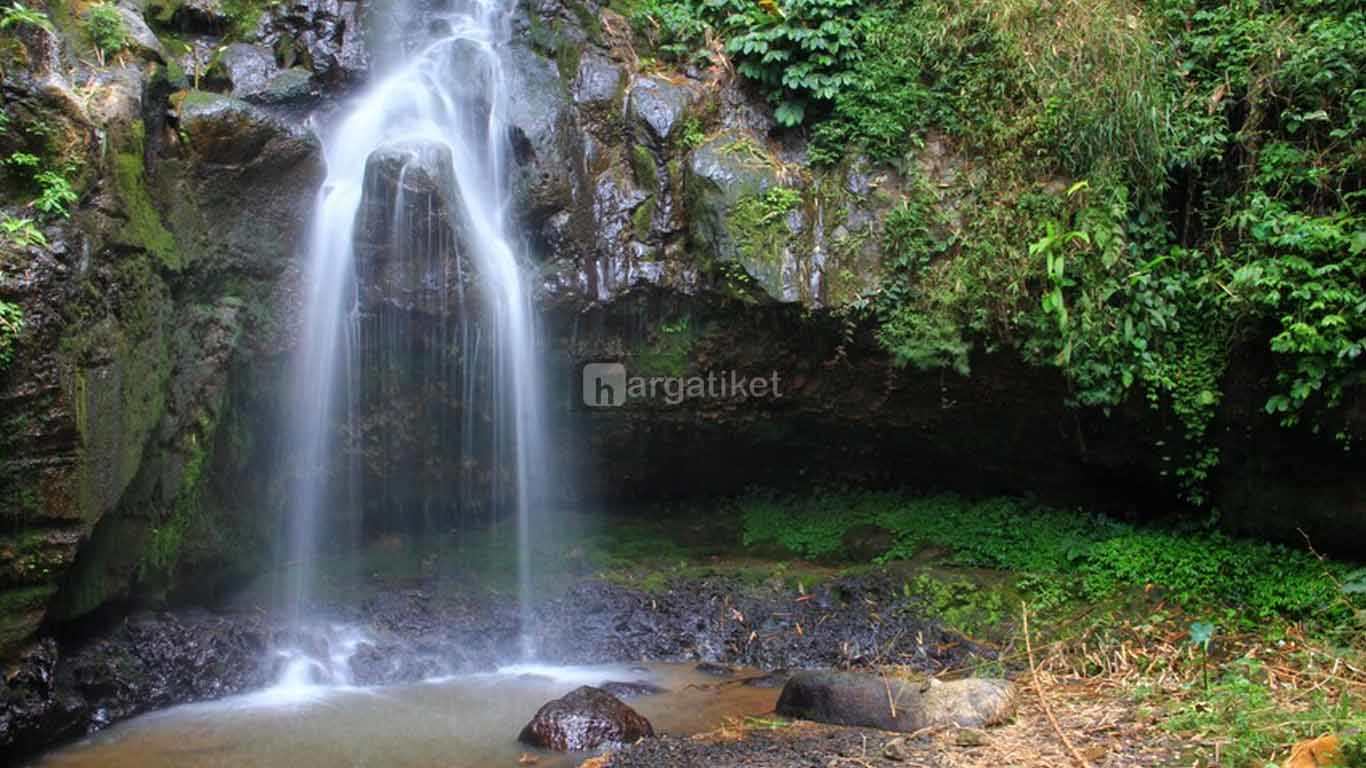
[518,685,655,751]
[352,141,474,317]
[775,671,1017,732]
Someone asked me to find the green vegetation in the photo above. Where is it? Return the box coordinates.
[5,149,79,218]
[630,144,658,190]
[621,0,863,126]
[2,214,44,247]
[1345,734,1366,768]
[1163,659,1366,768]
[739,491,1365,628]
[0,1,51,32]
[0,294,22,369]
[111,120,180,270]
[633,315,698,376]
[621,0,1365,504]
[730,186,801,265]
[83,3,126,65]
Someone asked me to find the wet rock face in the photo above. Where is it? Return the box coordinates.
[573,53,624,112]
[353,142,471,317]
[209,43,279,99]
[177,91,316,166]
[774,672,1017,732]
[627,76,697,146]
[147,0,232,34]
[684,131,780,264]
[258,0,369,85]
[114,6,166,62]
[518,686,655,751]
[501,42,579,229]
[0,612,272,758]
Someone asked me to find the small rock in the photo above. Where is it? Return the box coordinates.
[882,736,912,761]
[599,680,667,698]
[572,53,623,109]
[694,662,735,677]
[250,68,316,105]
[518,686,654,752]
[953,727,989,747]
[114,6,164,61]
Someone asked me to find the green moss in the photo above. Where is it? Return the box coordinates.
[0,531,72,589]
[728,186,801,267]
[631,195,656,240]
[632,315,699,376]
[526,13,583,80]
[60,254,173,522]
[111,121,180,272]
[630,144,658,190]
[139,430,207,581]
[221,0,268,38]
[0,584,57,650]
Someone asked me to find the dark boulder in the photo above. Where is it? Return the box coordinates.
[775,671,1016,732]
[352,142,472,317]
[501,41,578,227]
[518,685,654,751]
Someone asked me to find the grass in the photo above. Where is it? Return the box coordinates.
[1162,658,1366,767]
[738,491,1365,631]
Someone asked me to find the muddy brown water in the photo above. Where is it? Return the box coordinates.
[32,663,780,767]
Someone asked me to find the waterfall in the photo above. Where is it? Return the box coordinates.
[280,0,553,673]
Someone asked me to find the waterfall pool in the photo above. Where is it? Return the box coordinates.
[32,662,781,767]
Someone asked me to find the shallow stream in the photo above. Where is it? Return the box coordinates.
[33,662,779,767]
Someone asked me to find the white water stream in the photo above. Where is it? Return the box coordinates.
[280,0,552,681]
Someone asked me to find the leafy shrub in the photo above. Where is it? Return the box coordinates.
[621,0,711,64]
[0,2,52,32]
[809,0,1019,164]
[83,3,127,65]
[32,168,77,216]
[710,0,862,126]
[1,215,45,247]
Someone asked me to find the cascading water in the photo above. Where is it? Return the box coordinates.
[279,0,554,680]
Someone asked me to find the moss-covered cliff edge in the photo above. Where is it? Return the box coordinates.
[0,0,328,654]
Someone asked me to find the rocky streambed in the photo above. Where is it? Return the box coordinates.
[2,571,987,763]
